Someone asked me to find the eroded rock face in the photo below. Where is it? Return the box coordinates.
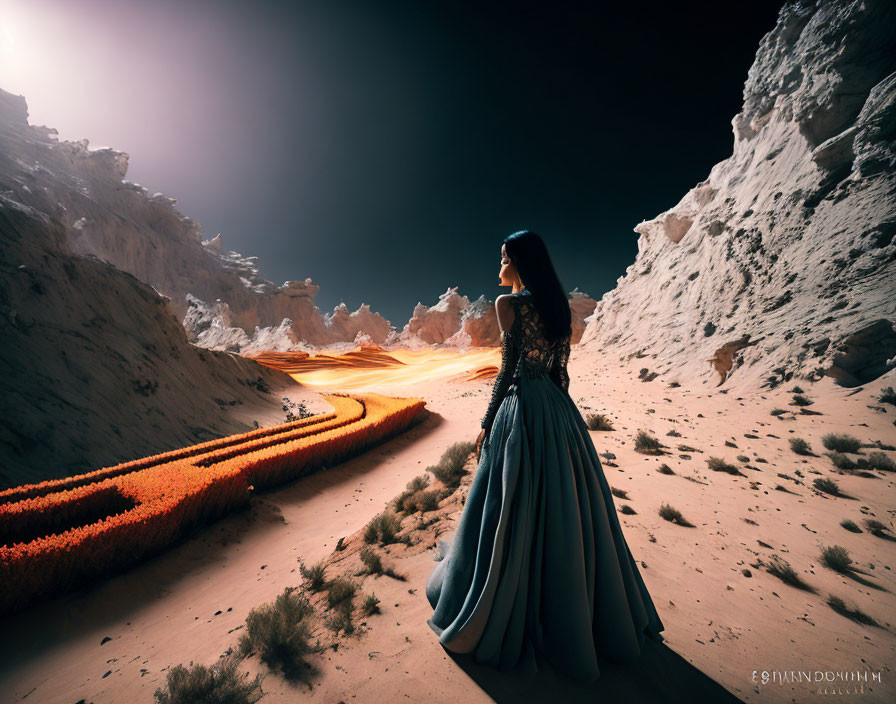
[0,93,303,488]
[0,86,393,349]
[391,286,597,347]
[581,0,896,390]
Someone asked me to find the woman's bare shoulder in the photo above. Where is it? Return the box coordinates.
[494,294,517,333]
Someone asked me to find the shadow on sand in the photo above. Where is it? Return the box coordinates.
[443,635,746,704]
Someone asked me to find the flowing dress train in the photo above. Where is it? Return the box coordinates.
[425,289,664,684]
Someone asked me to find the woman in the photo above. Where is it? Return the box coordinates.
[425,230,665,684]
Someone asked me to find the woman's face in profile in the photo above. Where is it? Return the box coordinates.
[499,244,517,287]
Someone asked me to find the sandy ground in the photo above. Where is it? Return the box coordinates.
[1,348,894,704]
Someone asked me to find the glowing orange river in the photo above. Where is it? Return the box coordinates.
[247,343,501,390]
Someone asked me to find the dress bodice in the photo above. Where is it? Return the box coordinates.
[481,290,571,436]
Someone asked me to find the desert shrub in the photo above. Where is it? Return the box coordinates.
[864,519,890,537]
[658,502,693,526]
[610,487,629,500]
[299,560,327,592]
[814,477,841,496]
[791,394,813,407]
[657,464,675,475]
[668,381,681,388]
[325,609,354,636]
[822,433,861,453]
[394,475,432,513]
[866,451,896,472]
[431,441,475,487]
[707,457,744,475]
[770,408,787,416]
[418,490,442,512]
[634,430,662,454]
[724,440,738,448]
[737,455,750,463]
[764,555,815,592]
[878,386,896,406]
[677,444,700,452]
[359,545,383,575]
[790,386,804,394]
[619,504,636,515]
[361,593,381,616]
[238,588,321,683]
[826,452,856,470]
[586,413,615,431]
[363,512,403,545]
[821,545,852,573]
[326,576,358,611]
[840,519,862,533]
[789,438,813,456]
[827,595,879,626]
[154,651,263,704]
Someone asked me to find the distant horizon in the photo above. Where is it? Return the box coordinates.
[0,0,787,325]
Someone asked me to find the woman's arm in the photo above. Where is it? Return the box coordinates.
[549,332,571,392]
[480,296,519,437]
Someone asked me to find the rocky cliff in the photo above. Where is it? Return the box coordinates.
[0,85,393,348]
[581,0,896,391]
[0,89,312,489]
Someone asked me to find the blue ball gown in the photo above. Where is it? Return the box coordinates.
[425,289,665,684]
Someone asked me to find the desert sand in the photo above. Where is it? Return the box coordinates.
[1,344,893,704]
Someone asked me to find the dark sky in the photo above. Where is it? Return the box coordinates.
[3,0,788,327]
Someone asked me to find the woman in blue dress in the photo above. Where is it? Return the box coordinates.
[425,230,665,684]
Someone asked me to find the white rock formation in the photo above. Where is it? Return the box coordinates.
[581,0,896,391]
[392,286,597,348]
[0,89,306,488]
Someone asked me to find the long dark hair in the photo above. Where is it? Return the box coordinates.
[503,230,571,343]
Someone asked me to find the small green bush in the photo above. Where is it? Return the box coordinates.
[430,441,475,487]
[864,519,891,537]
[658,502,693,526]
[789,438,813,456]
[361,593,381,616]
[619,504,636,515]
[840,519,862,533]
[326,576,358,611]
[154,651,263,704]
[827,595,879,626]
[610,487,629,500]
[634,430,663,454]
[866,451,896,472]
[820,545,852,573]
[791,394,813,407]
[360,545,383,575]
[657,464,675,475]
[822,433,862,453]
[790,386,804,394]
[826,451,856,470]
[814,477,841,496]
[363,512,403,545]
[765,555,815,592]
[585,413,615,431]
[707,457,744,475]
[770,408,787,416]
[299,560,327,592]
[238,588,321,684]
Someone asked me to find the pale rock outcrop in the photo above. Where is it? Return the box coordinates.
[0,89,305,488]
[0,83,391,348]
[582,0,896,390]
[393,286,597,348]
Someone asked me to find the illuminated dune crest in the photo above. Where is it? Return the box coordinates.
[251,344,502,390]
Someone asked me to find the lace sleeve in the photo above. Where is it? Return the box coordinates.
[480,305,520,437]
[549,332,571,392]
